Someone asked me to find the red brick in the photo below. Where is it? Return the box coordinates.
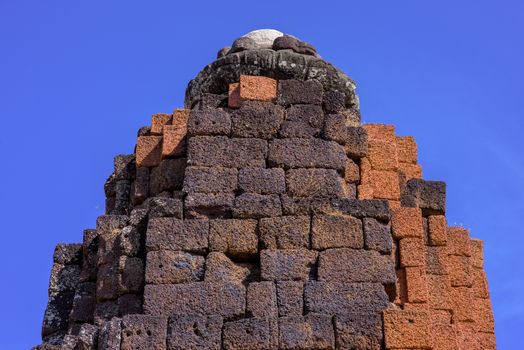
[447,227,472,256]
[450,286,474,322]
[472,297,495,333]
[425,246,449,275]
[405,266,429,303]
[239,75,277,102]
[399,237,425,268]
[448,255,473,287]
[426,274,452,310]
[162,110,188,158]
[455,323,480,350]
[228,83,240,108]
[151,113,172,135]
[471,268,490,299]
[427,215,447,246]
[391,207,423,239]
[357,184,374,200]
[367,139,398,170]
[430,321,458,350]
[136,136,162,168]
[396,136,418,164]
[383,310,431,349]
[395,269,408,306]
[470,238,484,268]
[398,162,422,180]
[369,170,400,200]
[363,124,395,143]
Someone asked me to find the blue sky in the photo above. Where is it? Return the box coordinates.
[0,1,523,348]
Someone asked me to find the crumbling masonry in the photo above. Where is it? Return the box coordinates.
[35,30,496,349]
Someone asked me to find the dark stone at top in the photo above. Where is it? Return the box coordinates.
[277,80,323,106]
[53,244,83,265]
[401,179,446,216]
[230,37,258,54]
[273,35,300,52]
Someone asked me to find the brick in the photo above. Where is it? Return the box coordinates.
[147,197,184,219]
[334,313,382,350]
[143,282,246,319]
[145,251,205,284]
[136,136,162,168]
[426,274,452,310]
[286,168,348,198]
[53,243,82,265]
[391,207,423,239]
[162,122,187,158]
[304,281,390,315]
[223,317,278,350]
[363,124,395,143]
[398,162,422,180]
[121,314,168,350]
[427,215,447,246]
[276,281,304,317]
[454,323,481,350]
[167,315,222,350]
[151,113,172,135]
[447,227,472,256]
[209,219,258,259]
[239,75,277,101]
[383,310,431,349]
[399,237,425,268]
[323,113,348,143]
[183,166,238,194]
[401,179,446,215]
[357,184,374,200]
[367,139,398,170]
[149,158,186,196]
[231,101,284,139]
[363,217,392,254]
[268,138,346,170]
[471,268,490,298]
[233,193,282,219]
[247,281,278,317]
[118,256,144,294]
[344,159,360,184]
[146,218,208,253]
[311,214,363,250]
[430,321,458,350]
[277,79,323,105]
[279,120,320,138]
[187,109,231,136]
[476,332,497,350]
[395,136,417,164]
[238,168,286,195]
[450,286,474,322]
[470,239,484,268]
[197,93,228,110]
[369,170,400,200]
[448,255,472,287]
[425,246,450,275]
[405,266,429,303]
[286,104,324,128]
[278,314,334,350]
[259,216,310,249]
[318,248,396,285]
[188,136,267,168]
[184,192,235,219]
[204,252,253,284]
[323,90,346,113]
[260,249,317,281]
[228,83,240,108]
[344,127,368,159]
[472,297,495,333]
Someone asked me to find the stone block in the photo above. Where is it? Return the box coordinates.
[96,262,119,301]
[162,120,188,159]
[405,266,429,303]
[471,267,490,299]
[146,218,209,253]
[472,297,495,333]
[286,104,324,128]
[286,168,348,198]
[383,310,431,349]
[344,159,360,184]
[427,274,452,310]
[136,136,163,168]
[228,82,240,108]
[187,109,231,136]
[223,317,278,350]
[239,75,277,102]
[367,139,398,170]
[317,248,396,285]
[42,290,75,336]
[94,300,119,326]
[363,124,395,143]
[396,136,418,164]
[450,286,474,322]
[334,313,382,350]
[238,168,286,195]
[204,252,253,285]
[276,281,304,317]
[233,193,282,219]
[247,281,278,317]
[447,226,472,257]
[143,282,245,319]
[363,217,392,254]
[53,244,82,265]
[448,255,473,287]
[278,314,334,350]
[118,256,144,294]
[149,158,186,196]
[344,127,368,159]
[398,162,422,180]
[279,120,319,138]
[185,192,235,219]
[399,237,425,268]
[231,101,284,139]
[260,249,317,281]
[277,79,323,105]
[430,321,458,350]
[268,138,346,170]
[137,126,151,137]
[188,136,267,168]
[425,246,450,275]
[323,90,346,113]
[311,214,363,250]
[121,314,168,350]
[401,179,446,215]
[151,113,172,135]
[427,215,447,246]
[391,207,423,239]
[148,197,184,219]
[369,170,400,200]
[98,317,122,350]
[145,250,205,284]
[259,216,310,249]
[116,226,140,257]
[183,166,238,194]
[69,282,96,323]
[209,219,258,259]
[470,239,484,268]
[167,315,222,350]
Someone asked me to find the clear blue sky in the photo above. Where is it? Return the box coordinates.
[0,1,522,349]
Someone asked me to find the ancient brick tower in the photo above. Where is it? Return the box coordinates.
[35,30,496,349]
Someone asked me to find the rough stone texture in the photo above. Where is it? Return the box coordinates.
[204,252,254,285]
[209,219,258,259]
[183,166,238,193]
[185,192,235,219]
[231,101,284,139]
[276,281,304,317]
[363,217,392,254]
[146,218,209,253]
[246,281,278,317]
[121,314,168,350]
[222,317,278,350]
[311,213,363,250]
[167,315,222,350]
[334,313,383,350]
[268,138,347,170]
[188,136,267,168]
[239,75,277,102]
[238,168,286,195]
[151,113,172,135]
[149,158,186,196]
[401,179,446,215]
[187,109,231,136]
[278,314,334,350]
[145,250,205,284]
[259,216,310,249]
[136,136,163,168]
[233,193,282,219]
[260,249,317,281]
[383,310,431,349]
[286,168,348,198]
[277,79,323,106]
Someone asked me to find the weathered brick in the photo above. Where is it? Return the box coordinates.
[162,109,189,158]
[398,162,422,180]
[448,255,473,287]
[286,168,348,198]
[447,227,472,257]
[203,252,253,285]
[391,207,423,239]
[471,268,490,298]
[304,281,390,315]
[344,127,368,159]
[363,217,392,254]
[121,314,168,350]
[278,314,334,350]
[367,139,398,170]
[425,246,450,275]
[183,166,238,194]
[268,138,346,170]
[69,282,96,323]
[147,197,184,219]
[383,310,431,349]
[42,290,75,336]
[53,243,82,265]
[399,237,425,268]
[470,239,484,268]
[238,168,286,195]
[323,113,348,143]
[472,297,495,333]
[167,315,222,350]
[184,192,235,219]
[396,136,418,164]
[405,266,429,303]
[231,101,284,139]
[311,214,363,250]
[276,281,304,317]
[430,318,458,350]
[259,216,310,250]
[260,249,317,281]
[151,113,172,135]
[344,159,360,184]
[228,83,240,108]
[428,215,447,246]
[239,75,277,102]
[363,124,395,143]
[247,281,278,317]
[188,136,267,168]
[209,219,258,259]
[187,109,231,136]
[317,248,395,285]
[454,323,481,350]
[143,282,245,319]
[145,250,205,284]
[334,313,382,350]
[146,218,208,253]
[223,317,278,350]
[286,104,324,128]
[323,90,346,113]
[277,79,323,105]
[149,158,186,196]
[401,179,446,215]
[450,286,474,322]
[118,256,144,294]
[136,136,162,168]
[369,170,400,200]
[427,274,452,310]
[279,120,320,138]
[233,193,282,219]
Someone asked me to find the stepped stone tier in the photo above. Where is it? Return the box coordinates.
[35,30,496,350]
